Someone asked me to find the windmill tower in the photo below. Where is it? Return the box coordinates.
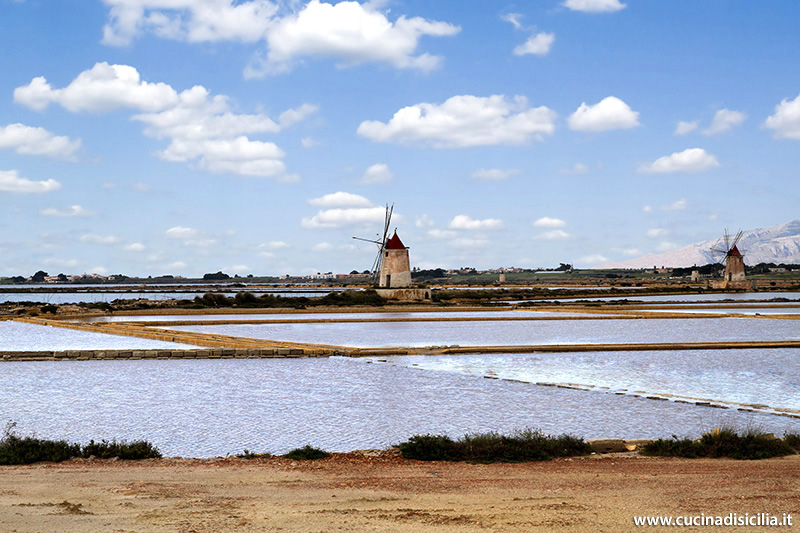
[710,229,749,289]
[353,204,411,288]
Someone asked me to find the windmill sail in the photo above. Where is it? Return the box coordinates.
[353,203,393,285]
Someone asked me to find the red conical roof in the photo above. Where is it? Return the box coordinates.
[385,231,406,249]
[728,245,742,257]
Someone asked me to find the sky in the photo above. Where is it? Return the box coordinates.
[1,0,799,278]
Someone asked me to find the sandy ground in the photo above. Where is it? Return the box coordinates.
[1,452,799,532]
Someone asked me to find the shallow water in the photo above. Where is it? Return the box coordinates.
[81,310,600,323]
[0,321,200,351]
[0,290,328,304]
[380,349,800,412]
[3,357,799,457]
[165,317,800,348]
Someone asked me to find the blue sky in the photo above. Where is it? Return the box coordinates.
[1,0,799,278]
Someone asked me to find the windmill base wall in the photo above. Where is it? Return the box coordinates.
[711,280,756,290]
[379,249,412,288]
[376,288,431,301]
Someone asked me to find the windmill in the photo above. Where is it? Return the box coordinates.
[710,228,746,284]
[353,203,394,285]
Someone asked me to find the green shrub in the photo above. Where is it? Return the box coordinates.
[398,429,591,463]
[784,432,800,452]
[641,427,797,460]
[0,423,160,465]
[282,445,330,460]
[81,439,161,460]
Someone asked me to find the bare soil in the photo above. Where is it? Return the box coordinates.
[1,452,799,532]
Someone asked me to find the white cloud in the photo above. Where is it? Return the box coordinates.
[249,0,460,76]
[642,205,653,213]
[664,198,688,211]
[101,0,277,46]
[646,228,669,238]
[260,240,289,250]
[559,163,589,175]
[427,229,458,239]
[579,253,609,265]
[450,237,490,249]
[0,123,81,160]
[656,241,677,252]
[415,214,434,228]
[513,32,554,56]
[533,217,566,228]
[16,63,313,179]
[449,215,504,230]
[0,170,61,194]
[535,229,571,241]
[564,0,626,13]
[40,205,92,217]
[165,226,199,239]
[360,163,393,184]
[124,242,146,252]
[313,242,334,252]
[14,62,179,113]
[638,148,720,174]
[80,234,120,245]
[764,93,800,140]
[225,264,251,274]
[167,261,187,270]
[501,13,524,29]
[358,94,556,148]
[702,109,746,135]
[470,168,519,181]
[301,207,387,228]
[44,258,81,268]
[621,248,641,256]
[674,120,698,136]
[308,191,373,208]
[568,96,639,132]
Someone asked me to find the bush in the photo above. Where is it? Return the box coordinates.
[641,427,797,460]
[282,445,330,460]
[0,423,160,465]
[784,432,800,452]
[397,429,591,463]
[81,439,161,460]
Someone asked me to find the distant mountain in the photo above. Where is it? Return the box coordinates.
[596,220,800,269]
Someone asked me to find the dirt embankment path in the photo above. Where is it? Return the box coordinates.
[1,452,799,532]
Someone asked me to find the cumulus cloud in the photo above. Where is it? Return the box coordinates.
[301,206,387,228]
[80,234,120,245]
[568,96,639,132]
[14,63,178,113]
[501,13,524,29]
[535,229,571,241]
[0,123,81,160]
[564,0,626,13]
[656,242,677,252]
[646,228,669,238]
[559,163,589,175]
[579,253,609,265]
[40,205,92,217]
[513,32,554,56]
[0,170,61,193]
[251,0,460,76]
[16,63,313,179]
[101,0,277,46]
[702,108,746,135]
[124,242,146,252]
[450,237,490,249]
[448,215,503,230]
[470,168,519,181]
[260,240,289,250]
[674,120,698,136]
[360,163,393,184]
[415,214,434,228]
[664,198,688,211]
[165,226,199,239]
[638,148,720,174]
[308,191,373,208]
[313,242,334,252]
[764,93,800,140]
[533,217,567,228]
[358,94,556,148]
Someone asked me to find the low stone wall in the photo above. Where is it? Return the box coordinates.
[0,348,332,362]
